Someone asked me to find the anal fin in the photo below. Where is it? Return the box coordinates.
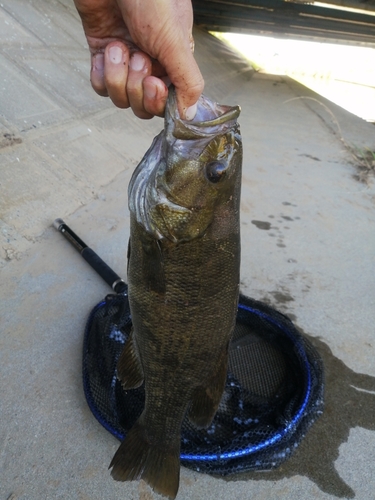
[117,328,144,389]
[188,349,228,429]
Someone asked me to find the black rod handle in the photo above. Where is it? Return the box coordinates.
[53,218,127,294]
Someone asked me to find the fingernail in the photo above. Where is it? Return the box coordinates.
[108,45,123,64]
[130,53,145,71]
[185,102,197,121]
[144,79,157,99]
[92,53,104,71]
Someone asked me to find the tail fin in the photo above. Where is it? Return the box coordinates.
[109,420,180,500]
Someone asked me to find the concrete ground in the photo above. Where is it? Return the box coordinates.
[1,1,375,499]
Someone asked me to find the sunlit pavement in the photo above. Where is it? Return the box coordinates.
[218,32,375,123]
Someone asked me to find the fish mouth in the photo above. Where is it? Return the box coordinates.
[193,106,241,128]
[166,86,241,140]
[129,87,241,242]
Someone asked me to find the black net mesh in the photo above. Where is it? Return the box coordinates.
[83,288,324,475]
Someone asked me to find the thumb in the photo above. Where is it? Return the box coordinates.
[161,41,204,119]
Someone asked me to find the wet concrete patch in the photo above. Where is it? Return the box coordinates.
[282,202,298,207]
[0,133,22,148]
[251,220,271,230]
[225,326,375,499]
[270,291,295,304]
[298,153,321,161]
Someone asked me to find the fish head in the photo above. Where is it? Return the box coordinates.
[129,87,242,242]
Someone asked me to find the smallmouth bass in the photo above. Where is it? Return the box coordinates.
[110,87,242,499]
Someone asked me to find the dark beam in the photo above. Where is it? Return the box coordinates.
[193,0,375,24]
[291,0,375,12]
[192,0,375,46]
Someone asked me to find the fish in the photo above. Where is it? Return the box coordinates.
[109,86,242,499]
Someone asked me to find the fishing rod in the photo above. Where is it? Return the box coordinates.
[53,218,127,294]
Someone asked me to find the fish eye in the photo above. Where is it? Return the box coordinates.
[205,161,227,183]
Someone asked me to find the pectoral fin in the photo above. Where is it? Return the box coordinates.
[141,236,166,294]
[188,349,228,429]
[126,238,131,274]
[117,329,144,389]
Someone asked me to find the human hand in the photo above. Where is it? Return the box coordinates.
[73,0,204,119]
